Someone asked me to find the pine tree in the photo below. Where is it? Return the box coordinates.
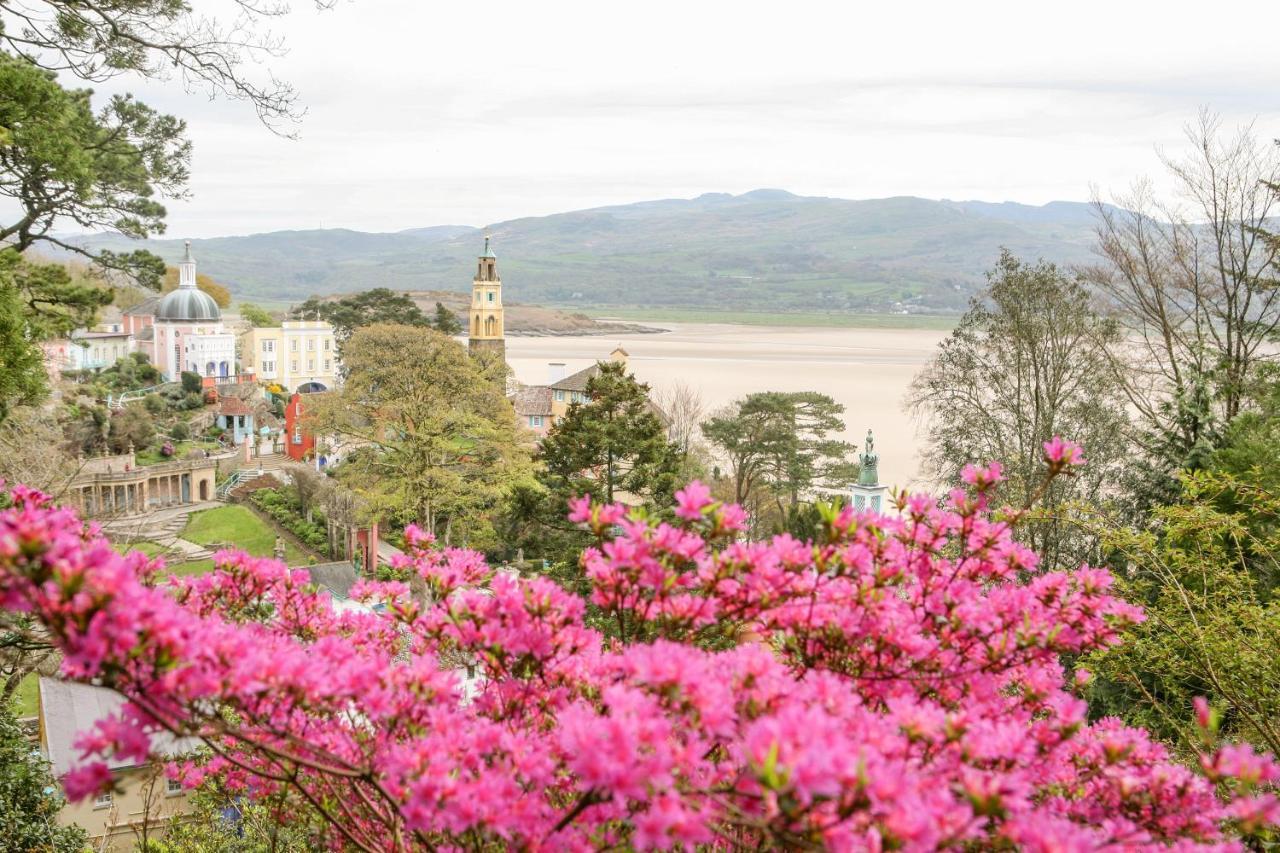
[432,302,462,336]
[539,361,679,506]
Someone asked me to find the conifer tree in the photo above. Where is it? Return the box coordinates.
[539,361,679,506]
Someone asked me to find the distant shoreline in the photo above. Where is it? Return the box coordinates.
[574,307,959,332]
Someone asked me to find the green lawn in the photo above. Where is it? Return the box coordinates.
[578,306,959,330]
[181,505,307,565]
[11,673,37,717]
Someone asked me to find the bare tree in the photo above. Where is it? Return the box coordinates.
[654,381,707,459]
[0,0,338,131]
[908,251,1129,567]
[1087,111,1280,446]
[286,461,331,523]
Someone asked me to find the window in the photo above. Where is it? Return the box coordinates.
[307,339,315,351]
[323,339,330,351]
[293,426,302,444]
[94,790,113,810]
[323,359,330,372]
[854,495,866,509]
[290,339,298,352]
[263,360,275,373]
[529,415,543,427]
[487,292,494,302]
[263,340,275,353]
[291,360,298,372]
[553,390,564,402]
[307,359,315,371]
[872,495,882,511]
[166,778,184,797]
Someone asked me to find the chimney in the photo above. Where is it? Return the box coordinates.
[548,362,567,384]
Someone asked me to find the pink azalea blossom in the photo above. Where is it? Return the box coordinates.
[0,456,1274,851]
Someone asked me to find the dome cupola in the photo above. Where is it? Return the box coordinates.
[156,241,221,322]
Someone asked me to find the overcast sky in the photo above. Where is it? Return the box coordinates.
[94,0,1280,237]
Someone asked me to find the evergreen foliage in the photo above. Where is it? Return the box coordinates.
[0,700,86,853]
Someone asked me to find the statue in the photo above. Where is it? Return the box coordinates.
[858,429,880,487]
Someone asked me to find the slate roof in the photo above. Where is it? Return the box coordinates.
[303,562,359,600]
[124,295,161,317]
[511,386,553,417]
[39,678,199,778]
[549,364,600,393]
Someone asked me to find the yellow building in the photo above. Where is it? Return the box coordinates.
[40,678,197,851]
[468,236,505,360]
[240,320,339,392]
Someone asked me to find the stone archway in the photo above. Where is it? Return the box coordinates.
[199,479,209,501]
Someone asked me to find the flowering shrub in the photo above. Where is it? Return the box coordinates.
[1,440,1277,851]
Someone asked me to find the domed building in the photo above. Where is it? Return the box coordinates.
[152,242,235,382]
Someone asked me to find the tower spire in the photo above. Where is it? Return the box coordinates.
[178,240,197,289]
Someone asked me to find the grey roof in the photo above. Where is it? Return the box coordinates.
[156,287,221,322]
[39,678,199,778]
[124,295,162,317]
[550,363,600,393]
[511,385,553,417]
[303,562,359,600]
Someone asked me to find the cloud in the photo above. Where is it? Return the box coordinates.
[67,0,1280,236]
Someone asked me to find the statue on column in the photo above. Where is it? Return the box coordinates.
[858,429,880,487]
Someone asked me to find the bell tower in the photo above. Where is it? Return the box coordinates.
[468,235,505,360]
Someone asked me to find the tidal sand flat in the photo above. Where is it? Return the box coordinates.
[506,321,948,489]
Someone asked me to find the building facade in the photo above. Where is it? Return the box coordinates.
[468,236,505,360]
[40,678,195,852]
[240,320,339,392]
[67,330,135,371]
[152,242,235,381]
[69,451,219,517]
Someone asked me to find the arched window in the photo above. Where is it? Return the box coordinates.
[485,316,496,336]
[219,361,230,377]
[205,361,215,376]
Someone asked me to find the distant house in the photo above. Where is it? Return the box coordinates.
[122,296,161,336]
[39,678,198,851]
[216,395,256,444]
[68,329,134,371]
[511,386,553,436]
[283,391,320,462]
[527,343,632,427]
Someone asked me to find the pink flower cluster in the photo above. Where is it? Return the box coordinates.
[0,449,1275,851]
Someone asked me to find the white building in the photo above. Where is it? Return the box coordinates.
[151,242,235,382]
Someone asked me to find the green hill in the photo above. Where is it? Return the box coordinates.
[61,191,1104,315]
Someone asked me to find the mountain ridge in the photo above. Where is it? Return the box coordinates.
[60,191,1106,314]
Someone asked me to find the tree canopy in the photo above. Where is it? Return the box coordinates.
[307,324,532,547]
[0,51,187,286]
[291,290,445,342]
[538,361,679,507]
[238,302,277,328]
[702,390,857,513]
[908,250,1129,566]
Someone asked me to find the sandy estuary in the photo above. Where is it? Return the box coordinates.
[506,321,949,490]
